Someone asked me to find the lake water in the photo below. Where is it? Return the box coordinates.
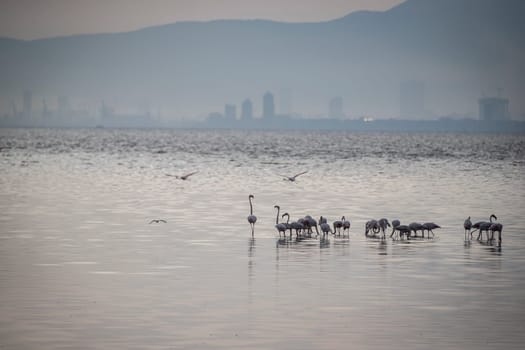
[1,128,524,349]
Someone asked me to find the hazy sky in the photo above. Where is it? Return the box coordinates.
[0,0,404,40]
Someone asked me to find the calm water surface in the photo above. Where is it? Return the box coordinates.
[1,128,524,349]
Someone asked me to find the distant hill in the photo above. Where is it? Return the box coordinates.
[1,0,523,119]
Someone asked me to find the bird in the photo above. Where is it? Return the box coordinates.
[473,214,497,240]
[471,221,485,239]
[281,213,293,232]
[247,194,257,235]
[166,171,198,180]
[149,219,167,224]
[333,217,344,235]
[289,216,305,238]
[393,224,411,239]
[365,220,380,237]
[489,222,503,243]
[342,216,351,236]
[319,216,333,236]
[303,215,319,236]
[279,171,308,182]
[274,205,288,237]
[408,222,424,238]
[378,218,390,239]
[463,216,472,240]
[422,222,441,238]
[390,219,401,238]
[478,222,493,240]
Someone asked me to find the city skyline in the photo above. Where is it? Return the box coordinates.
[4,87,517,130]
[1,0,523,122]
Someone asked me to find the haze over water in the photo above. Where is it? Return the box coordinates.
[1,128,524,349]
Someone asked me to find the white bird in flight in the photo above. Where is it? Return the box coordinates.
[280,171,308,182]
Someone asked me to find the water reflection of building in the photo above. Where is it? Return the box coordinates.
[263,91,275,119]
[479,97,509,121]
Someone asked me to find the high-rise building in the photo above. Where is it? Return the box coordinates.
[241,99,253,120]
[23,90,32,118]
[329,96,344,118]
[479,97,509,121]
[224,104,236,120]
[263,91,275,119]
[399,80,425,119]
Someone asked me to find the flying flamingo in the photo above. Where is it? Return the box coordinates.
[247,194,257,235]
[149,219,167,224]
[166,171,198,180]
[280,171,308,182]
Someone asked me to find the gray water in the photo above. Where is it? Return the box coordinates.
[1,128,524,349]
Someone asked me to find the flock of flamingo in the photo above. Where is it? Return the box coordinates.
[247,194,504,244]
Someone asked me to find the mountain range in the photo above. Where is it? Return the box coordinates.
[0,0,524,119]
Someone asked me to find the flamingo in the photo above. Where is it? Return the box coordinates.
[390,220,401,238]
[408,222,424,238]
[489,222,503,242]
[247,194,257,235]
[304,215,319,236]
[365,220,380,237]
[280,171,308,182]
[478,222,493,240]
[463,216,472,240]
[319,216,332,236]
[473,214,497,240]
[378,218,390,239]
[422,222,440,238]
[333,217,344,236]
[471,221,484,239]
[342,216,351,236]
[393,224,411,239]
[166,171,198,180]
[149,219,167,224]
[289,217,305,238]
[274,205,287,237]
